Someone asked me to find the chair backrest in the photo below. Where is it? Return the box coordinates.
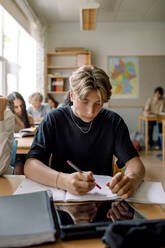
[113,156,124,176]
[10,139,17,168]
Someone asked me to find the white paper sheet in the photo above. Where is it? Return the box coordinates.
[14,176,165,204]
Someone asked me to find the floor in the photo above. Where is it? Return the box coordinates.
[140,150,165,188]
[140,150,165,213]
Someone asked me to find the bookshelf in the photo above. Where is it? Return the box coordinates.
[46,51,91,98]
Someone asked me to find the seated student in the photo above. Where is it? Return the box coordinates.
[0,96,15,175]
[24,65,145,199]
[45,94,58,109]
[28,92,51,123]
[8,92,34,175]
[143,86,164,150]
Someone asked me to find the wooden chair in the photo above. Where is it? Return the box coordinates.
[113,156,124,175]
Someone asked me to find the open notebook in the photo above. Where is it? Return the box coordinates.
[14,175,165,204]
[14,127,37,138]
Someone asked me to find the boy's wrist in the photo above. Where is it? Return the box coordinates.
[55,172,69,190]
[125,172,143,185]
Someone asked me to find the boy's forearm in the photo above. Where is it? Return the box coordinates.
[24,158,60,187]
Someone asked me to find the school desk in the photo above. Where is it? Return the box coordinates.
[1,175,165,248]
[16,136,33,154]
[138,114,158,155]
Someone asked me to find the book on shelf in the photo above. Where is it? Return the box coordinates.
[14,175,165,204]
[14,127,37,138]
[51,78,64,92]
[0,191,60,248]
[54,72,62,77]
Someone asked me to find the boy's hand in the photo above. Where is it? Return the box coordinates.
[106,172,139,199]
[58,171,96,195]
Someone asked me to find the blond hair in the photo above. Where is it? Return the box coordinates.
[69,65,112,104]
[28,92,43,104]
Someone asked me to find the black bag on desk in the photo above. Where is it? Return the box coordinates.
[0,191,60,247]
[102,219,165,248]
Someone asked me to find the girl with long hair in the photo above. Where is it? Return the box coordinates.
[8,92,34,132]
[8,92,34,174]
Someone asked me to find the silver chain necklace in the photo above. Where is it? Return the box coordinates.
[70,109,93,134]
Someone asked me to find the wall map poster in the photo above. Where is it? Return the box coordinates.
[109,56,139,99]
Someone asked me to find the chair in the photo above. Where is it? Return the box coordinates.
[10,139,17,168]
[113,156,124,175]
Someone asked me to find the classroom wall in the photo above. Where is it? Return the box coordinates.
[47,22,165,132]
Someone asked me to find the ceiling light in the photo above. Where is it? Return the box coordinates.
[80,1,100,31]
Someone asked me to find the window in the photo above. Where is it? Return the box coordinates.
[0,5,36,103]
[18,29,36,103]
[3,9,18,63]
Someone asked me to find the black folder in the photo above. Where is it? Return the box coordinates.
[0,191,60,247]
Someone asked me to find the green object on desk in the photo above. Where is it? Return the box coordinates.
[0,191,59,247]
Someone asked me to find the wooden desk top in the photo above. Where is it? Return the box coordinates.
[139,113,165,121]
[138,114,158,121]
[1,175,165,248]
[16,136,33,154]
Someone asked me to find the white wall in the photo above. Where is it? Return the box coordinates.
[47,22,165,66]
[47,22,165,132]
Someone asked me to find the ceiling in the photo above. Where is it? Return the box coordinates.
[27,0,165,25]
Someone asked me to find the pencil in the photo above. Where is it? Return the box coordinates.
[66,160,102,189]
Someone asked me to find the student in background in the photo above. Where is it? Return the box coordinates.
[46,94,58,109]
[143,86,164,150]
[8,92,34,174]
[0,96,14,175]
[24,65,145,199]
[28,92,51,123]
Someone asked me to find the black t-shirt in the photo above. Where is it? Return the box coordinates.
[26,105,138,176]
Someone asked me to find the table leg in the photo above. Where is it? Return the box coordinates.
[145,120,149,155]
[163,123,165,166]
[138,117,142,132]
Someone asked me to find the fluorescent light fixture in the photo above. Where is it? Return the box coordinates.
[80,1,100,30]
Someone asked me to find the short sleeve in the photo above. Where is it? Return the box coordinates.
[144,97,152,112]
[114,118,138,168]
[26,113,55,166]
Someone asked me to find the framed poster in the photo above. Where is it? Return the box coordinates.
[108,56,139,99]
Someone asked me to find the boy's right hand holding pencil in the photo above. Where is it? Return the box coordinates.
[56,170,96,195]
